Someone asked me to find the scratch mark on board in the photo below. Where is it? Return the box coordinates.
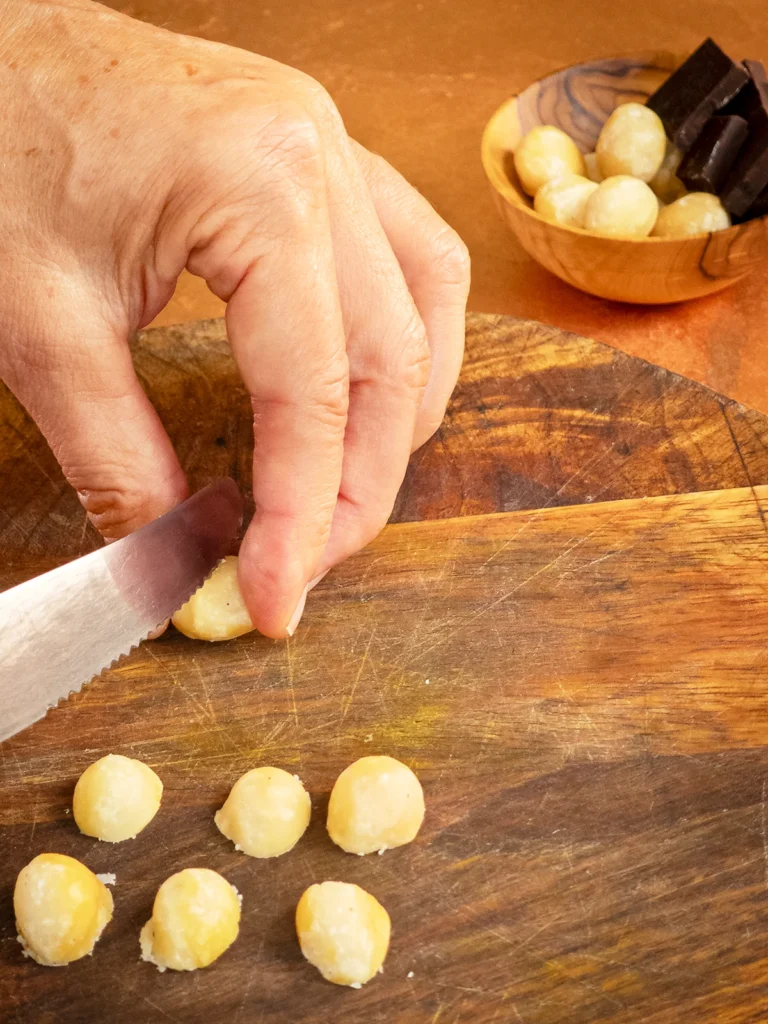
[470,512,623,623]
[77,512,91,554]
[413,509,623,662]
[342,629,376,720]
[28,789,40,848]
[475,441,618,573]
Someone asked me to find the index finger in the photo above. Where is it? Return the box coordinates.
[214,124,349,638]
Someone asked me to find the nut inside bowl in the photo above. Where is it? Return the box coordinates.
[481,52,768,304]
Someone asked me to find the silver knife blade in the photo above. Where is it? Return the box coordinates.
[0,478,243,743]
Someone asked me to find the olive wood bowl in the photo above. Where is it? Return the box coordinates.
[481,52,768,304]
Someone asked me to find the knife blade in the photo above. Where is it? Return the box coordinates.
[0,478,243,743]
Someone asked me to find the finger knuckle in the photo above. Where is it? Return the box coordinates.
[76,485,151,538]
[397,315,432,392]
[257,355,350,430]
[309,358,351,425]
[250,106,330,231]
[259,106,325,181]
[70,469,186,540]
[431,225,471,287]
[288,71,344,132]
[178,101,327,251]
[356,314,431,395]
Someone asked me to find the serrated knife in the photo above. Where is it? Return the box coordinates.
[0,478,243,743]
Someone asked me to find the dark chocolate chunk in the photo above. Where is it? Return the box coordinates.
[720,107,768,216]
[720,59,768,119]
[679,115,748,193]
[647,38,748,151]
[736,182,768,222]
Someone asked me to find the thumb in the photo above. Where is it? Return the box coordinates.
[0,280,188,540]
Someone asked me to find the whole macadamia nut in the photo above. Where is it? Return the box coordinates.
[652,192,731,236]
[514,125,586,196]
[583,176,659,238]
[172,555,253,641]
[215,766,311,858]
[596,102,666,182]
[140,868,241,972]
[327,755,425,855]
[296,881,391,987]
[534,174,599,228]
[73,754,163,843]
[14,853,114,966]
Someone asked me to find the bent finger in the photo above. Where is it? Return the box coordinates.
[352,141,470,449]
[197,116,349,637]
[0,279,187,540]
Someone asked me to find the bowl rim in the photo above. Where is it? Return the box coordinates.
[480,55,766,245]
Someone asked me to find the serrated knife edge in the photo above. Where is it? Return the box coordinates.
[0,478,243,743]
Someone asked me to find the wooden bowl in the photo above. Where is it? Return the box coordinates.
[481,52,768,304]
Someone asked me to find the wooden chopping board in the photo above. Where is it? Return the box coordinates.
[1,315,768,1024]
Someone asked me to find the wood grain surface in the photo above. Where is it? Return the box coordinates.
[2,486,768,1024]
[2,313,768,1023]
[3,314,768,561]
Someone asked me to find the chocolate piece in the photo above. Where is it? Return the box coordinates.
[678,115,748,193]
[736,182,768,222]
[720,107,768,216]
[647,38,748,151]
[720,59,768,119]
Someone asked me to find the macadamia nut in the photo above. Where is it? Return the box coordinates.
[660,139,683,175]
[14,853,113,966]
[296,881,390,987]
[215,766,311,858]
[583,175,659,238]
[73,754,163,843]
[652,192,731,236]
[514,125,586,196]
[140,868,241,972]
[327,755,425,855]
[649,139,685,203]
[596,102,666,182]
[649,168,686,205]
[172,555,253,641]
[534,174,599,227]
[584,152,603,183]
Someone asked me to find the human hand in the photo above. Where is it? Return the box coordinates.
[0,0,470,637]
